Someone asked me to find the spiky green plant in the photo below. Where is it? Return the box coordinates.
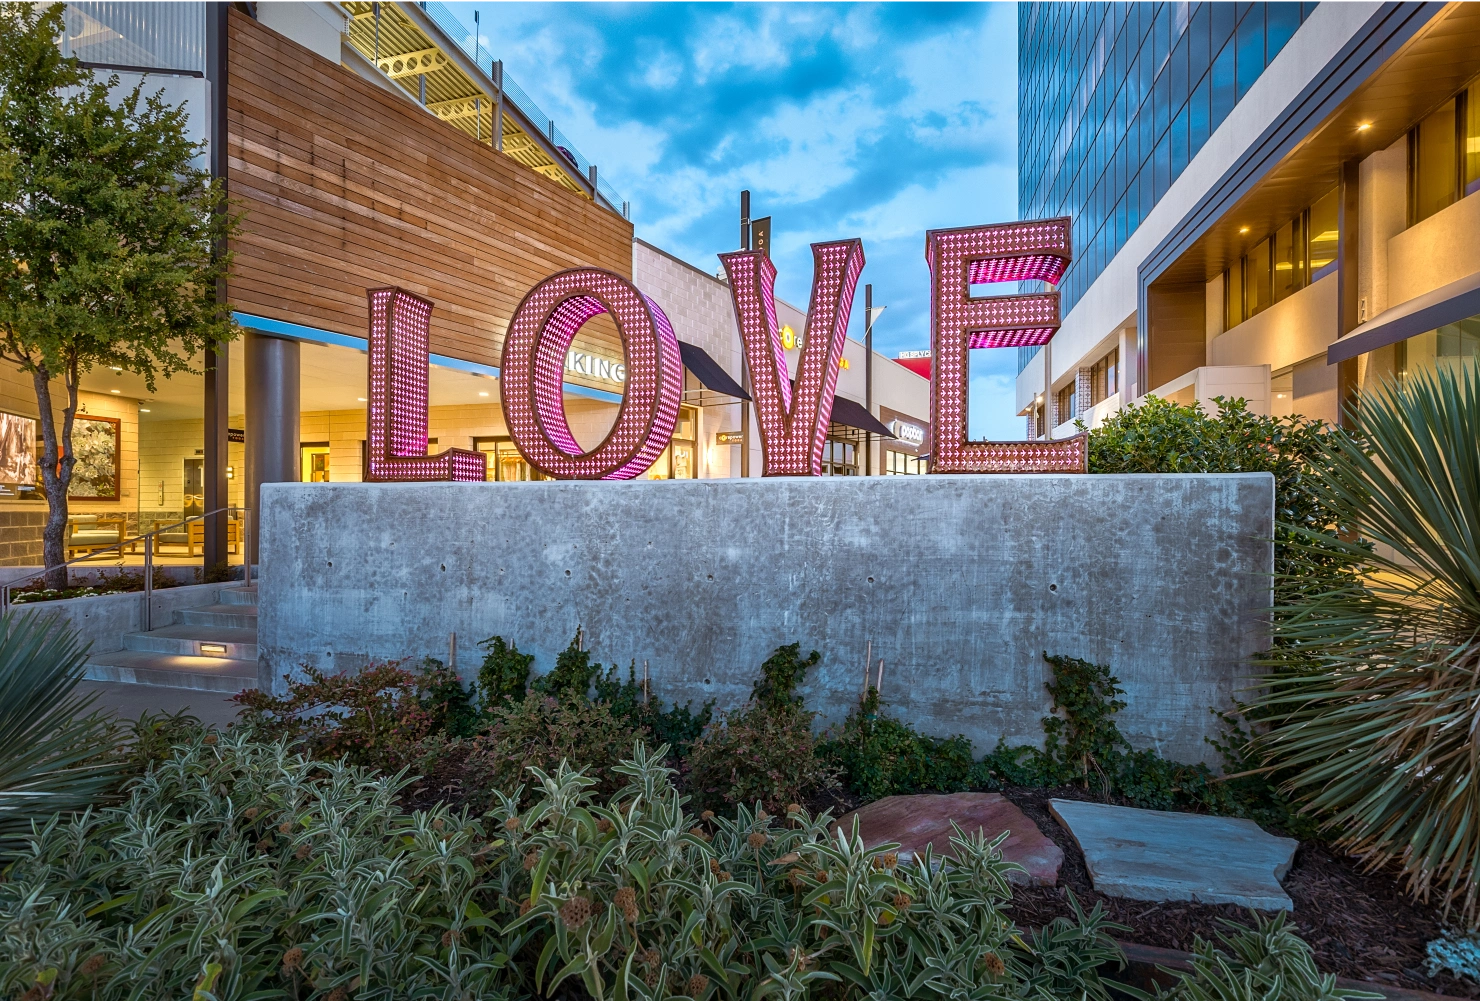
[1251,359,1480,922]
[1156,913,1381,1001]
[0,611,120,842]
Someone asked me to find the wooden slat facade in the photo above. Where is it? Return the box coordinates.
[226,10,632,373]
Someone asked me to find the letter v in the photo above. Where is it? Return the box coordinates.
[719,239,865,476]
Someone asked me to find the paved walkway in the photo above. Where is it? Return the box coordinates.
[76,680,243,729]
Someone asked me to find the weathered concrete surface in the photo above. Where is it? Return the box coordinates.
[835,792,1063,885]
[13,582,226,655]
[1050,799,1298,910]
[258,474,1272,763]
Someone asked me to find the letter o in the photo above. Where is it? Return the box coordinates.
[501,268,683,479]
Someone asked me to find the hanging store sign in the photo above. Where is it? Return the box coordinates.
[367,217,1084,482]
[715,430,744,445]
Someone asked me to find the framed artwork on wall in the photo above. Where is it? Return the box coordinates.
[68,415,120,500]
[0,411,39,499]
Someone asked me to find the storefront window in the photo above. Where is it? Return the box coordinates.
[1307,187,1339,278]
[886,450,925,474]
[1272,215,1303,303]
[474,436,544,481]
[643,407,698,479]
[1245,237,1272,317]
[1411,97,1458,225]
[822,438,857,475]
[1055,382,1077,426]
[1089,347,1118,405]
[1466,78,1480,196]
[300,442,330,482]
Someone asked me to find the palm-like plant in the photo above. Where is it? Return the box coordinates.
[0,611,120,841]
[1252,359,1480,922]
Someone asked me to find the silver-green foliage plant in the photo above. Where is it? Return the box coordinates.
[0,611,120,844]
[1155,913,1380,1001]
[1251,360,1480,923]
[2,732,1127,1001]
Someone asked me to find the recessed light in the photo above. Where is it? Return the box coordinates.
[357,397,367,402]
[139,407,150,413]
[109,366,122,372]
[1356,122,1372,132]
[1239,226,1250,234]
[199,643,227,656]
[478,391,489,397]
[110,389,120,394]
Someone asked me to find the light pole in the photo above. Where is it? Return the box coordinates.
[864,288,885,475]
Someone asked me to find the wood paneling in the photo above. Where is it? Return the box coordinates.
[226,10,632,372]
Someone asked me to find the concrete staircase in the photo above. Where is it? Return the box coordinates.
[84,586,259,693]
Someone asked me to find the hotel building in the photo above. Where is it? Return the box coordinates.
[0,1,927,568]
[1016,2,1480,437]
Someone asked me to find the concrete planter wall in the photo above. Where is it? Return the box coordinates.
[258,474,1274,765]
[11,582,223,655]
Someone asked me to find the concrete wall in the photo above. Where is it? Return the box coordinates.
[258,474,1274,764]
[12,582,223,655]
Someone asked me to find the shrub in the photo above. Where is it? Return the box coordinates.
[1251,360,1480,923]
[462,694,646,807]
[686,643,837,813]
[593,659,713,758]
[821,687,980,801]
[0,611,123,843]
[1084,395,1353,579]
[0,732,1138,1001]
[475,634,533,707]
[234,660,463,772]
[1160,912,1381,1001]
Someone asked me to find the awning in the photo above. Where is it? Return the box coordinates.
[678,341,750,400]
[828,396,896,438]
[1328,269,1480,364]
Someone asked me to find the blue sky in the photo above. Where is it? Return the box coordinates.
[444,1,1024,438]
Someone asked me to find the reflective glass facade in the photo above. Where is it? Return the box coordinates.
[1017,2,1318,370]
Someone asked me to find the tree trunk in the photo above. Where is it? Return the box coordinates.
[33,363,76,591]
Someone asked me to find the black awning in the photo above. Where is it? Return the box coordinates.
[679,341,750,400]
[1328,268,1480,364]
[828,395,895,437]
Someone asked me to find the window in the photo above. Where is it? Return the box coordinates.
[1225,256,1245,329]
[1437,315,1480,358]
[1055,382,1077,426]
[1245,237,1272,317]
[822,438,857,476]
[885,450,925,475]
[645,407,697,479]
[300,443,330,483]
[1090,348,1119,405]
[1465,78,1480,196]
[473,436,545,481]
[1307,187,1339,279]
[1411,98,1459,225]
[1272,216,1303,303]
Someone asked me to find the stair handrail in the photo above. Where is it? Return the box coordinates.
[0,506,253,630]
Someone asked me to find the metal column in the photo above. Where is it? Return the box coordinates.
[244,332,300,563]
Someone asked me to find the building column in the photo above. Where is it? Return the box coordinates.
[245,331,300,562]
[203,1,230,568]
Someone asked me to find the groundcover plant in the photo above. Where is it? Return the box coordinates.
[1,731,1134,1001]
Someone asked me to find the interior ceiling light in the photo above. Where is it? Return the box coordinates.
[1357,121,1372,131]
[139,408,150,412]
[110,389,120,394]
[1239,226,1250,234]
[357,397,367,402]
[109,366,122,372]
[478,391,489,397]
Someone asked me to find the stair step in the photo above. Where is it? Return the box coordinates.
[174,604,258,629]
[84,650,257,693]
[123,624,258,660]
[216,585,258,607]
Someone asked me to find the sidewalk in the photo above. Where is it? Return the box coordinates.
[77,680,243,729]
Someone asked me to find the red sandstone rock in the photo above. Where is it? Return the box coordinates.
[833,792,1062,885]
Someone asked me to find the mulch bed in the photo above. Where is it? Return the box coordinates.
[1000,785,1478,998]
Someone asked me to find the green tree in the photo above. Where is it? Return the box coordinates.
[0,4,236,584]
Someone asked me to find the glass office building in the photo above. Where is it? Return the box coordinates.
[1017,2,1317,372]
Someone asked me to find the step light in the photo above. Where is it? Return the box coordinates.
[199,643,227,656]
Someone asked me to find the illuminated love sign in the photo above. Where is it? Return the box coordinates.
[500,268,683,480]
[365,217,1079,482]
[926,219,1087,473]
[720,240,865,476]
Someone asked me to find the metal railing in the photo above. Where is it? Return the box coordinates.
[417,0,628,211]
[0,507,252,632]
